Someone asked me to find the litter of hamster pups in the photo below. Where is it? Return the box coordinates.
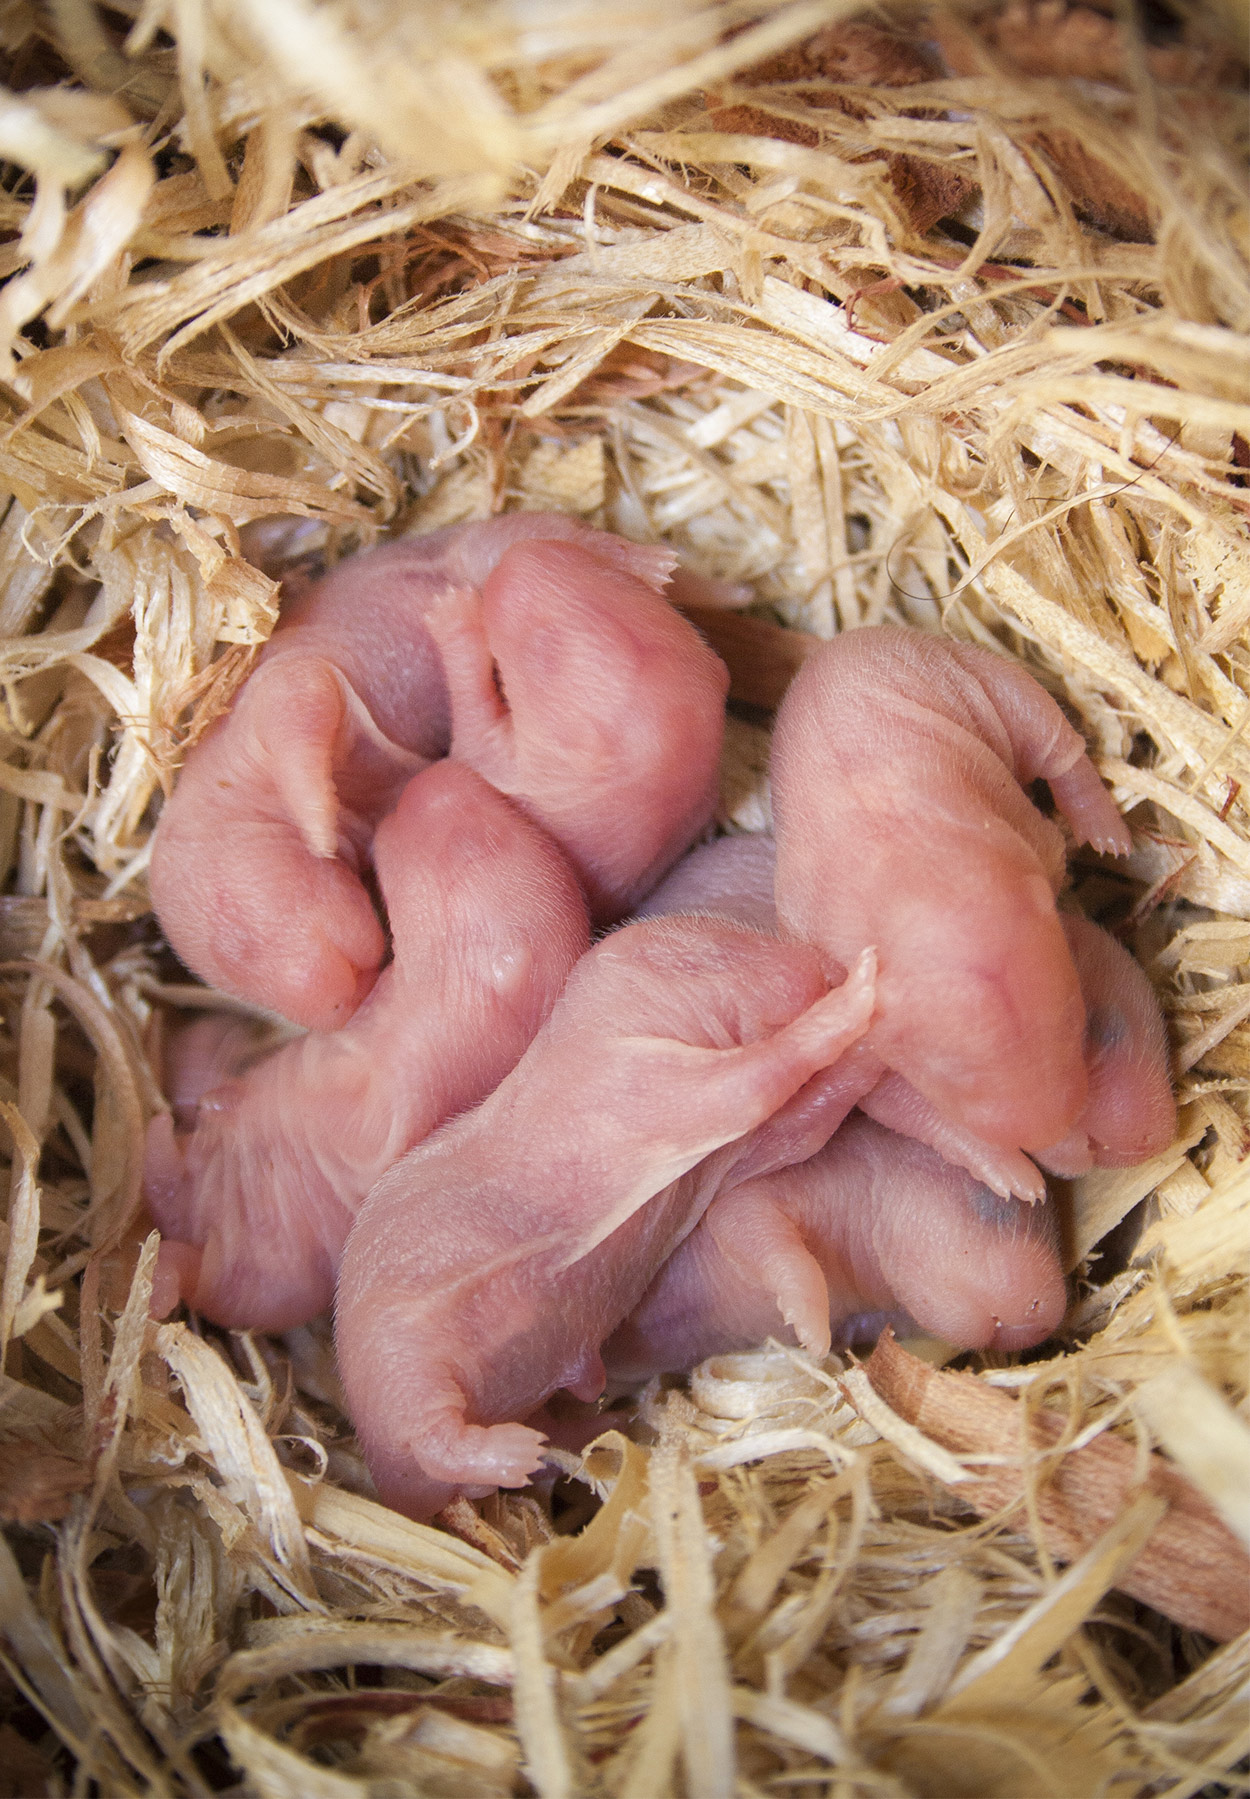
[0,1,1247,1794]
[148,545,1178,1517]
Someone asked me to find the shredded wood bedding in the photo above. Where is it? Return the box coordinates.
[0,1,1247,1793]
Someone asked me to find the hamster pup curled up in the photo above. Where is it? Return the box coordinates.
[151,514,728,1028]
[771,625,1135,1158]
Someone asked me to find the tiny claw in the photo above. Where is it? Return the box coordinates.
[1048,759,1133,860]
[420,1414,550,1488]
[481,1422,550,1487]
[1090,826,1134,859]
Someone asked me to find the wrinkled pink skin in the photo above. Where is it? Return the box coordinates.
[604,1113,1067,1384]
[145,762,590,1332]
[772,627,1133,1154]
[335,917,876,1519]
[150,515,727,1029]
[641,835,1175,1197]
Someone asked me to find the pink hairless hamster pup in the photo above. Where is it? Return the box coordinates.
[608,838,1186,1382]
[604,1113,1067,1383]
[771,627,1133,1156]
[336,918,876,1518]
[639,835,1174,1195]
[150,514,728,1029]
[643,831,1172,1194]
[145,761,589,1331]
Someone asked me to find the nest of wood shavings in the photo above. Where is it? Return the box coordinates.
[0,0,1248,1792]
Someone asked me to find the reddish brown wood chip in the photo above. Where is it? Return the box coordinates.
[433,1495,525,1571]
[863,1331,1250,1642]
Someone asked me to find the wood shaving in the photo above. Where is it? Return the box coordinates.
[0,0,1246,1791]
